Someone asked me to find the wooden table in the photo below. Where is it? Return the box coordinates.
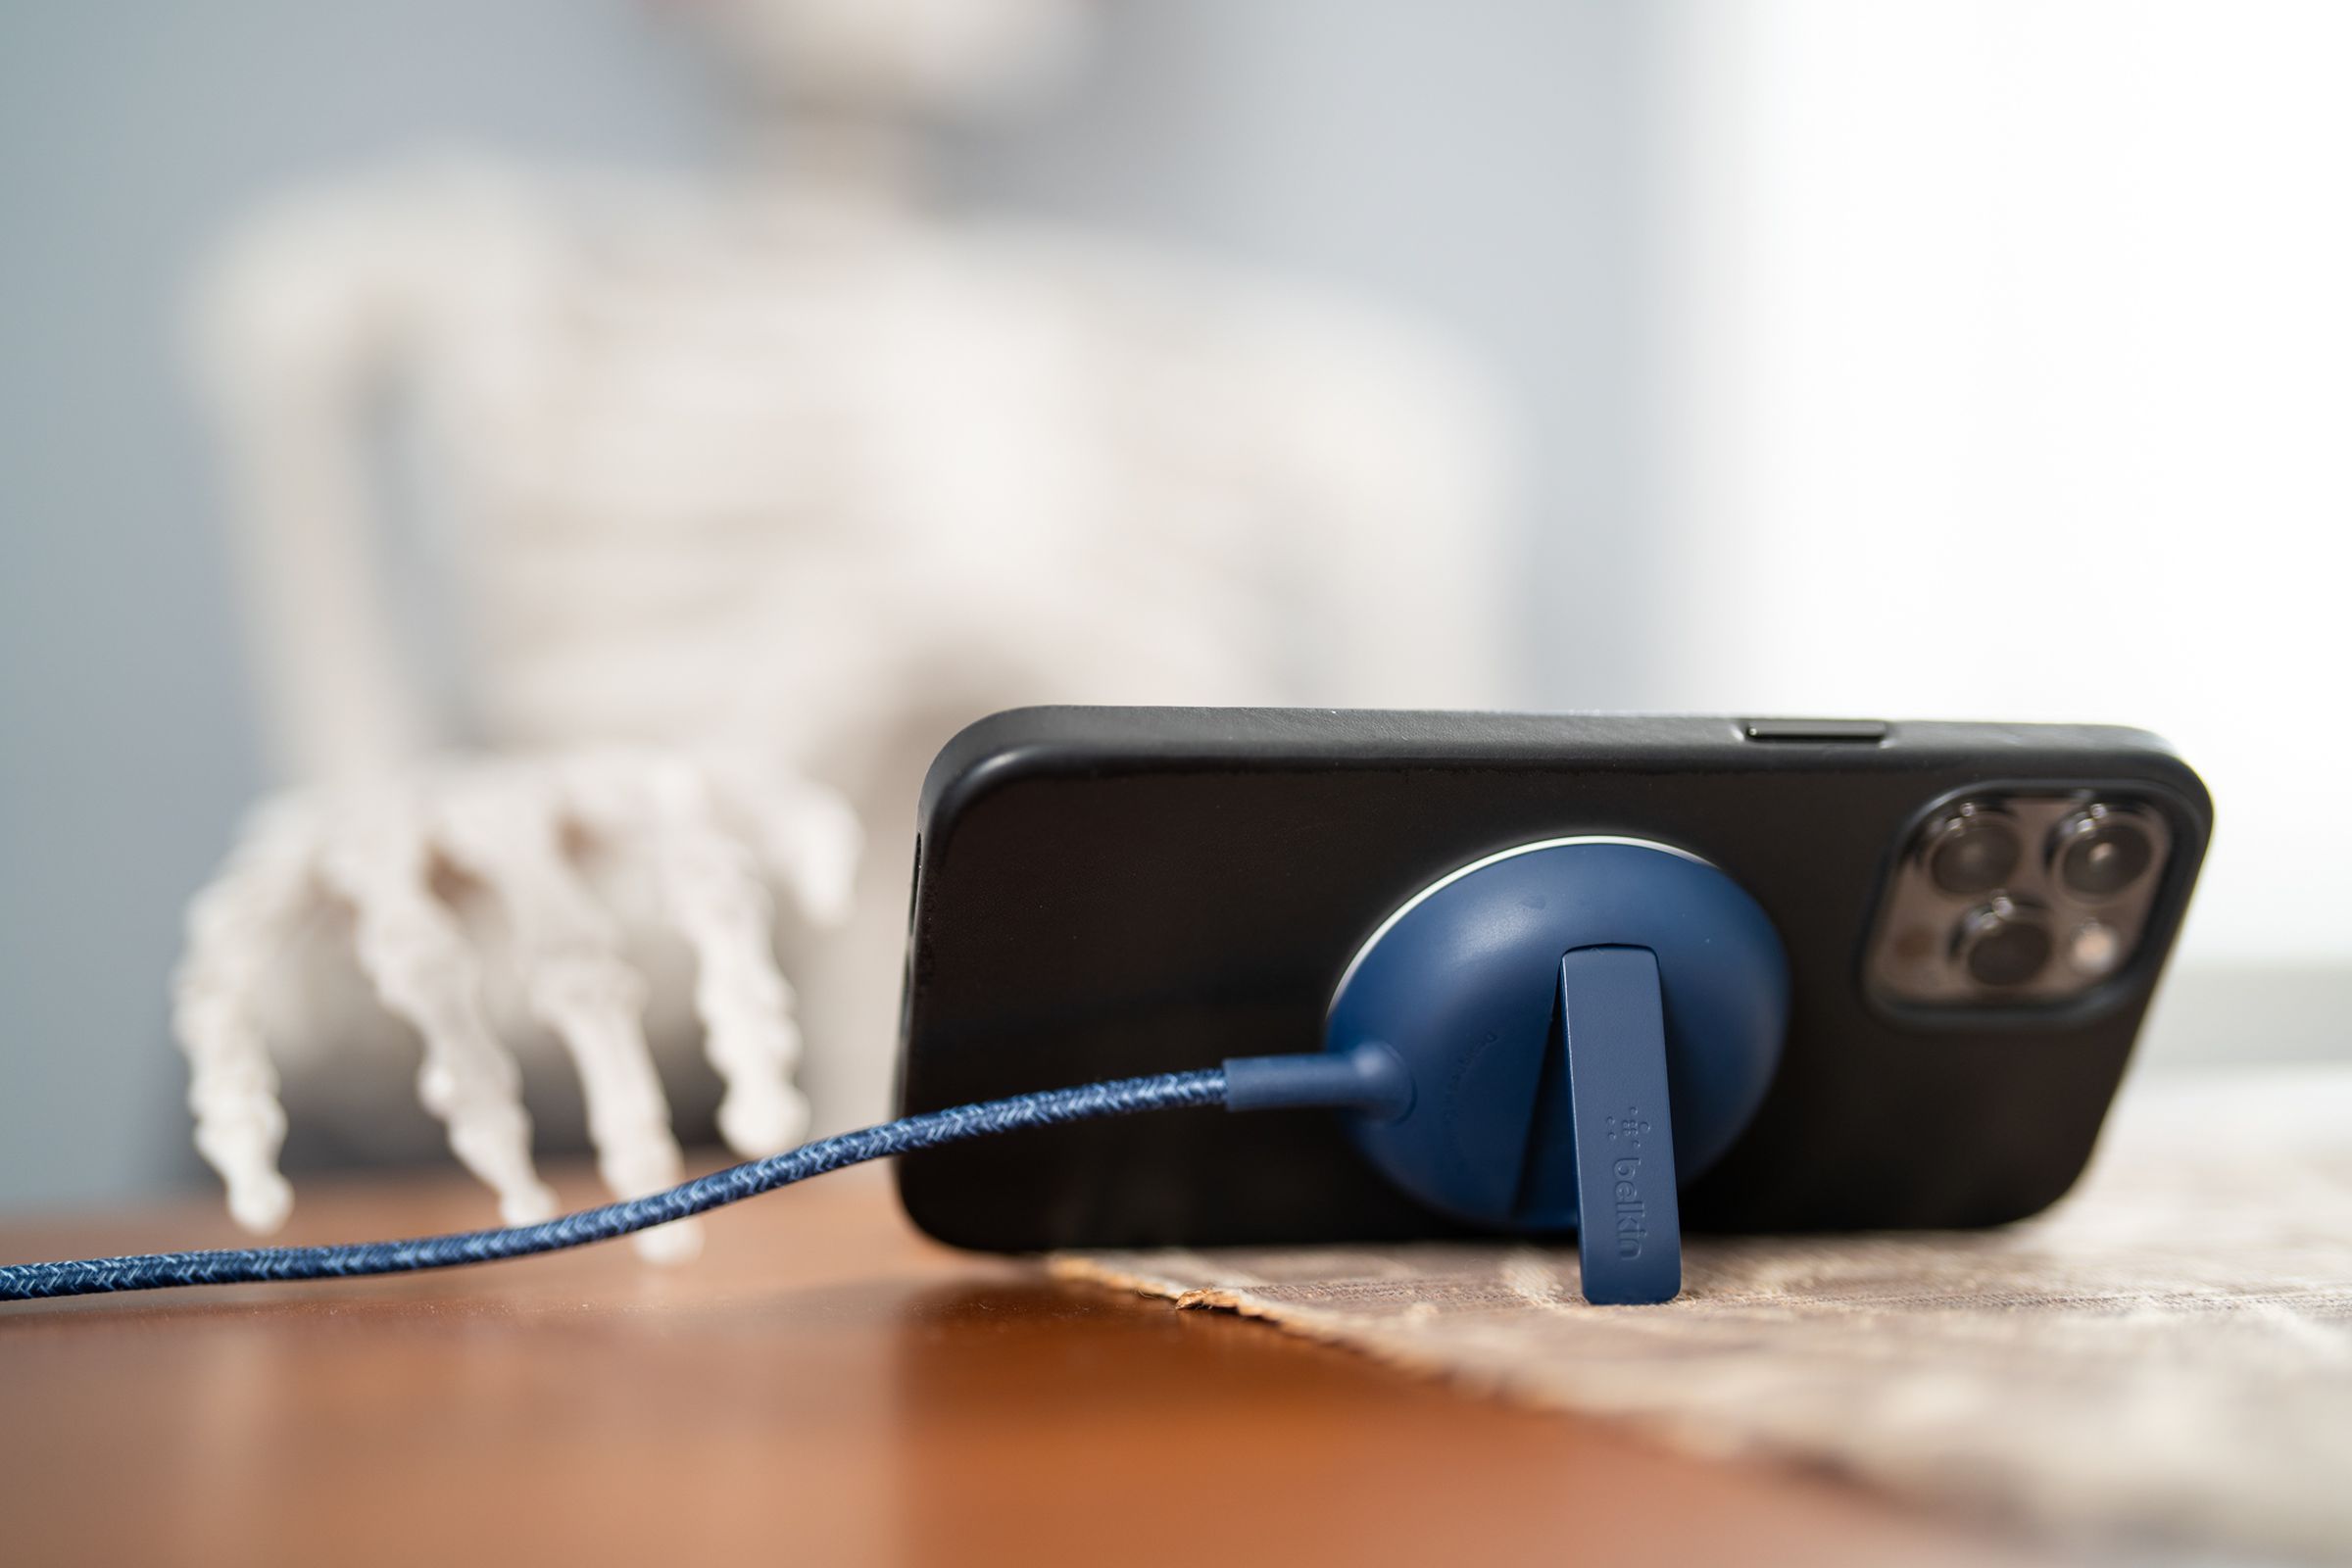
[0,1166,2029,1566]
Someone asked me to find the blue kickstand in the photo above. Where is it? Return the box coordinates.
[1555,947,1682,1304]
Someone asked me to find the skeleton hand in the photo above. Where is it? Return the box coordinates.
[172,749,859,1260]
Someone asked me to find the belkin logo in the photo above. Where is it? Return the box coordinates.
[1604,1103,1650,1258]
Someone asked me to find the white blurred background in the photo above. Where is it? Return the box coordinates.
[0,0,2343,1212]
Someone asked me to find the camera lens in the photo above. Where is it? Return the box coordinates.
[1924,806,2021,896]
[2052,807,2154,900]
[1955,898,2052,988]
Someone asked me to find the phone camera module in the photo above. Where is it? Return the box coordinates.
[1954,898,2053,988]
[2051,806,2154,901]
[1924,805,2021,896]
[1873,789,2172,1007]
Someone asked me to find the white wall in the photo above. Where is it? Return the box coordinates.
[1650,2,2352,991]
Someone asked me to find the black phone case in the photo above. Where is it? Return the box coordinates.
[895,708,2210,1251]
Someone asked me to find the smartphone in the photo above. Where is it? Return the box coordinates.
[895,708,2210,1250]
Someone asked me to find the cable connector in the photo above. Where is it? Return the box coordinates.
[1222,1041,1413,1122]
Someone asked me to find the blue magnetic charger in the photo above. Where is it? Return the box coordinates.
[1230,838,1789,1303]
[4,838,1787,1306]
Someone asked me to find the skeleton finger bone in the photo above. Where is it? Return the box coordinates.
[761,781,862,931]
[696,755,861,931]
[648,773,811,1157]
[172,798,316,1233]
[437,769,701,1261]
[317,801,558,1228]
[559,752,823,1159]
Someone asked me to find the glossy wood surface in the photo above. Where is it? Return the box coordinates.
[0,1166,2032,1566]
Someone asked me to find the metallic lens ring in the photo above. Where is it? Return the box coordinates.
[1923,803,2023,897]
[1953,896,2054,988]
[2049,804,2155,902]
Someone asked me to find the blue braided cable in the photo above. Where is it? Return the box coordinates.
[0,1068,1227,1302]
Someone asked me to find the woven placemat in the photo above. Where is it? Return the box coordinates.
[1058,1066,2352,1560]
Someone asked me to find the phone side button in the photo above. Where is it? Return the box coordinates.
[1740,718,1890,744]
